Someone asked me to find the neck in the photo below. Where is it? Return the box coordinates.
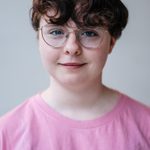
[43,79,105,108]
[41,77,119,120]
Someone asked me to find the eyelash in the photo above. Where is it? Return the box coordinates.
[81,31,98,37]
[49,30,64,35]
[45,27,100,38]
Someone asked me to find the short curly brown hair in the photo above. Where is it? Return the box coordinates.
[30,0,128,39]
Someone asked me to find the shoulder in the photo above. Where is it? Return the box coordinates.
[0,94,39,131]
[121,93,150,117]
[119,93,150,136]
[0,94,41,149]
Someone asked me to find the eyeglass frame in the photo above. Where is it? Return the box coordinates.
[38,24,108,49]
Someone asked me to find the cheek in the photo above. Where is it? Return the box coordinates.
[93,54,108,73]
[88,43,110,72]
[93,46,110,64]
[39,41,59,71]
[96,39,112,64]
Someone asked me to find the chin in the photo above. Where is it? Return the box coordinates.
[57,75,86,87]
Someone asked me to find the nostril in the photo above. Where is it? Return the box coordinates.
[64,50,70,55]
[64,48,81,56]
[75,50,81,55]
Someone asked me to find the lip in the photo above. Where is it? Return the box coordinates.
[58,62,87,69]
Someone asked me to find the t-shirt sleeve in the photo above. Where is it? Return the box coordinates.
[0,116,12,150]
[129,99,150,145]
[0,127,10,150]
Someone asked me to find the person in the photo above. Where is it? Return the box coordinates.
[0,0,150,149]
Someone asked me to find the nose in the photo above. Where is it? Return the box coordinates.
[63,33,81,56]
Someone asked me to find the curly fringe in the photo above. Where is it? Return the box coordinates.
[30,0,128,39]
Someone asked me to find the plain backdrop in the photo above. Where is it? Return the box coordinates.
[0,0,150,116]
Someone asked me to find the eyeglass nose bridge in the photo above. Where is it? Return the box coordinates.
[63,30,82,52]
[65,31,81,48]
[65,30,80,42]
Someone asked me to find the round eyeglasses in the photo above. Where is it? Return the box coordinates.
[39,24,108,49]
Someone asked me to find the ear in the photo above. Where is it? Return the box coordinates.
[108,37,116,54]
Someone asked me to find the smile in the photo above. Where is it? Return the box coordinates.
[58,62,87,69]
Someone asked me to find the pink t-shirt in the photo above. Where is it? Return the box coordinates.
[0,93,150,150]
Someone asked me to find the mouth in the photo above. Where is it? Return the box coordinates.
[58,62,87,69]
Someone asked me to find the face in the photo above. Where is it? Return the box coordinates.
[38,16,116,88]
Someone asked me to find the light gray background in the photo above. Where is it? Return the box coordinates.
[0,0,150,116]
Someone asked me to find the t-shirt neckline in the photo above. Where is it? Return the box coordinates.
[35,92,125,129]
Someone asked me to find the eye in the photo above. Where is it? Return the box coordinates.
[81,30,98,37]
[48,29,64,36]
